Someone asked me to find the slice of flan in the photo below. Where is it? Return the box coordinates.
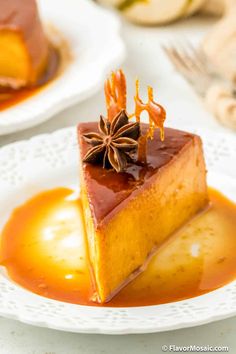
[0,0,49,89]
[78,123,208,303]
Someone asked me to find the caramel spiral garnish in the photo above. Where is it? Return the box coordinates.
[104,69,127,122]
[134,79,166,141]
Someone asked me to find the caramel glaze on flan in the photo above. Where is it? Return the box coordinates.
[78,123,208,303]
[0,0,49,89]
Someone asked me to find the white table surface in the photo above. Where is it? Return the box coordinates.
[0,11,236,354]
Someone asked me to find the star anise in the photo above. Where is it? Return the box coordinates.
[83,110,140,172]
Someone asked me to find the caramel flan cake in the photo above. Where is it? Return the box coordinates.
[78,70,208,303]
[0,0,49,89]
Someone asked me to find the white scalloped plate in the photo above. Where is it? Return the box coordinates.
[0,127,236,334]
[0,0,125,136]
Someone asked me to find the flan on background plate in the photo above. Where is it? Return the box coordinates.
[78,70,208,303]
[0,0,49,89]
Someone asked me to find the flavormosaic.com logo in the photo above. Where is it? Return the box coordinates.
[161,345,229,353]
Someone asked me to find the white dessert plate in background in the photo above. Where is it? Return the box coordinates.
[0,127,236,334]
[0,0,125,136]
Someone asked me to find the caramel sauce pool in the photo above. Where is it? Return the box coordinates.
[1,188,236,307]
[0,45,60,111]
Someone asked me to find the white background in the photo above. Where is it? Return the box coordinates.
[0,12,235,354]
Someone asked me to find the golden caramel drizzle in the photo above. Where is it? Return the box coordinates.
[104,69,127,122]
[104,70,166,164]
[134,80,166,140]
[2,187,236,307]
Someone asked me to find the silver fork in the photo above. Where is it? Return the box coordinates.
[162,40,236,130]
